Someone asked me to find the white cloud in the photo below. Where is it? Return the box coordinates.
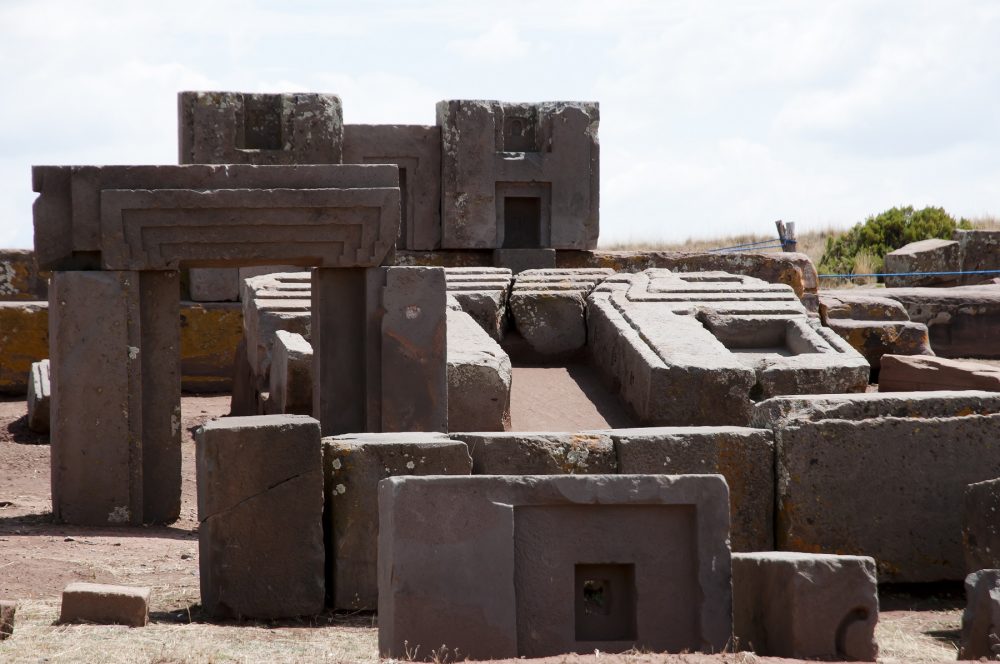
[446,21,530,62]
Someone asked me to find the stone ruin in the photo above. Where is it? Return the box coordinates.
[5,88,1000,660]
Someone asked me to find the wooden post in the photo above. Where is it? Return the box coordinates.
[776,220,797,253]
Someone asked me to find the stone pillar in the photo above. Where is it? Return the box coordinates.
[312,266,447,436]
[50,270,180,526]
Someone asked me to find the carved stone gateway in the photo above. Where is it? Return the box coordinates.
[34,163,446,526]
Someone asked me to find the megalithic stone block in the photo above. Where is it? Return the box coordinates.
[312,266,447,435]
[179,91,344,165]
[49,270,180,525]
[27,358,51,433]
[196,415,324,619]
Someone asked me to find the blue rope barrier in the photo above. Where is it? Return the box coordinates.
[818,268,1000,279]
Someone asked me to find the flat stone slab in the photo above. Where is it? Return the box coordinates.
[59,582,150,627]
[608,426,774,551]
[453,432,616,474]
[196,415,324,619]
[880,354,1000,392]
[733,552,878,661]
[447,309,511,432]
[323,433,471,610]
[378,474,732,660]
[756,391,1000,582]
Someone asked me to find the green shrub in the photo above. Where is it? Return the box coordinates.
[818,206,971,277]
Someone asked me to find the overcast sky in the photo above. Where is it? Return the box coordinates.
[1,0,998,249]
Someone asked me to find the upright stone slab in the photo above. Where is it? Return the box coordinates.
[732,552,878,661]
[49,270,180,525]
[960,569,1000,660]
[611,426,774,552]
[27,358,50,433]
[179,91,343,165]
[755,391,1000,582]
[884,238,961,287]
[188,267,239,301]
[196,415,324,619]
[964,478,1000,573]
[323,433,472,609]
[343,124,441,250]
[378,474,732,659]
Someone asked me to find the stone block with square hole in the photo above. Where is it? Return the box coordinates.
[437,100,599,251]
[732,552,878,661]
[323,434,472,610]
[377,474,732,659]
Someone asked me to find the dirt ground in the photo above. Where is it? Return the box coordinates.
[0,394,964,663]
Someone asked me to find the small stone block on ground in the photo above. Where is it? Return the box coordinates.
[964,478,1000,573]
[26,358,50,433]
[0,600,15,640]
[732,552,878,661]
[59,583,150,627]
[960,569,1000,660]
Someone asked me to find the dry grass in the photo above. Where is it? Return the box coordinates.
[1,599,379,664]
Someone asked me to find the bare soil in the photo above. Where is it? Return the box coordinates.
[510,363,634,431]
[0,394,962,662]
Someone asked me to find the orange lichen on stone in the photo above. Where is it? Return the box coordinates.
[179,303,243,393]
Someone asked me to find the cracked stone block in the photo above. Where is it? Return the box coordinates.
[509,269,613,358]
[322,433,472,610]
[961,569,1000,660]
[964,478,1000,574]
[0,600,15,640]
[732,552,878,661]
[59,583,150,627]
[755,391,1000,582]
[267,330,313,416]
[447,308,511,431]
[378,474,732,659]
[197,415,324,619]
[444,266,512,341]
[26,359,50,434]
[610,426,774,552]
[453,432,615,474]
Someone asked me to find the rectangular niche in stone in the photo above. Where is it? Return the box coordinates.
[377,474,732,660]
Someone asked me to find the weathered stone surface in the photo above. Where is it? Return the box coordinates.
[756,391,1000,582]
[589,270,867,426]
[884,238,961,287]
[837,285,1000,359]
[438,100,600,250]
[50,270,180,526]
[179,91,343,165]
[0,302,48,395]
[241,272,311,394]
[955,229,1000,286]
[380,267,448,432]
[610,426,774,551]
[881,354,1000,392]
[961,569,1000,660]
[823,318,933,371]
[508,268,613,358]
[454,432,615,474]
[494,247,557,274]
[0,249,48,301]
[447,308,511,432]
[964,478,1000,574]
[732,552,878,661]
[819,292,910,321]
[0,600,15,640]
[179,302,242,393]
[59,582,149,627]
[26,359,50,433]
[558,250,819,311]
[196,415,324,619]
[268,330,313,415]
[188,267,239,302]
[344,124,441,251]
[378,474,732,659]
[444,266,512,340]
[32,164,398,271]
[323,434,471,609]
